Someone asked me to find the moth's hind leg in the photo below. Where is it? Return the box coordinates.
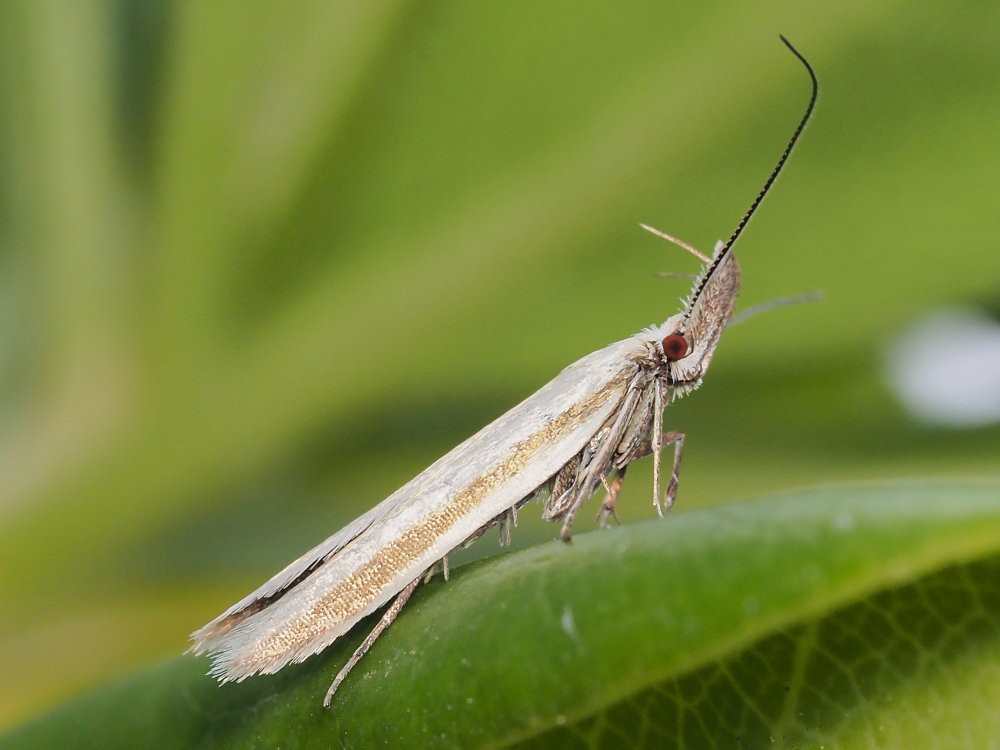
[324,576,421,707]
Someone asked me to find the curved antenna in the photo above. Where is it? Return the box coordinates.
[684,36,818,317]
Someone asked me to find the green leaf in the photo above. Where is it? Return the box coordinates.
[3,482,998,749]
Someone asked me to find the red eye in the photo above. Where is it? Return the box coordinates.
[662,334,689,361]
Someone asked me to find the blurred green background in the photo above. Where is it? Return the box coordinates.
[1,0,998,732]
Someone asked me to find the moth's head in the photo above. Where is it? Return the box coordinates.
[643,34,817,396]
[656,241,741,393]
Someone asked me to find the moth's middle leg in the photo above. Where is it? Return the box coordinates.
[595,466,627,527]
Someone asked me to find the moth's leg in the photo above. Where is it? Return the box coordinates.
[595,466,627,527]
[651,379,665,516]
[541,456,580,521]
[422,553,451,584]
[497,506,517,548]
[323,576,421,707]
[558,498,582,541]
[660,430,685,514]
[558,471,612,540]
[605,427,685,518]
[558,380,646,541]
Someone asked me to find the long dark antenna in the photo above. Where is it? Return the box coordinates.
[685,36,818,312]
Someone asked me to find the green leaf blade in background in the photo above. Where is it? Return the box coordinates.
[3,482,998,748]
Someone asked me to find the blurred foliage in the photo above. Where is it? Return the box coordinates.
[3,484,1000,748]
[0,0,998,737]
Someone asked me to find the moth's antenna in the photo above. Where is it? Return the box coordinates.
[728,289,823,327]
[720,36,817,259]
[685,36,818,312]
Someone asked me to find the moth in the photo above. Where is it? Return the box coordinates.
[191,36,818,706]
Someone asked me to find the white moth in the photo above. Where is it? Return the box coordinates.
[191,36,818,706]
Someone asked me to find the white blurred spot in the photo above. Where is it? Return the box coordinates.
[832,510,855,532]
[885,308,1000,426]
[560,605,579,643]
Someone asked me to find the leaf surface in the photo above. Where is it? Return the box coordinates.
[3,482,998,749]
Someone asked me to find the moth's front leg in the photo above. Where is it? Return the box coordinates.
[644,380,684,516]
[612,427,685,517]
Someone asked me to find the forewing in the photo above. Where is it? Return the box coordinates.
[191,335,646,666]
